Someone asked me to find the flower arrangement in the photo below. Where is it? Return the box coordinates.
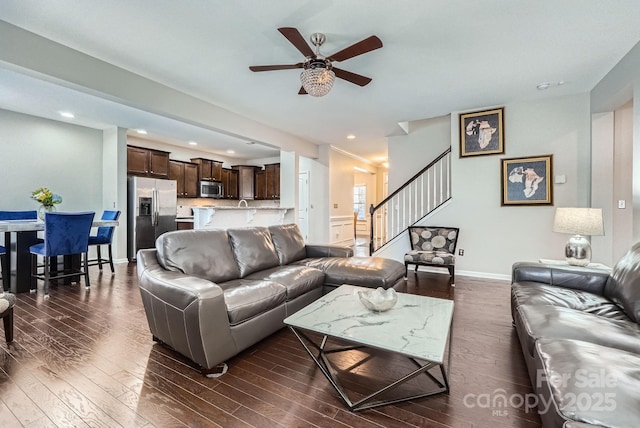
[31,187,63,207]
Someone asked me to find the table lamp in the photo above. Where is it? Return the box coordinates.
[552,208,604,266]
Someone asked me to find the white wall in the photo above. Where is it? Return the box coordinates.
[300,155,329,244]
[386,93,591,277]
[0,109,104,213]
[388,115,451,191]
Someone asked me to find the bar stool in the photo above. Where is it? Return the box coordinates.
[0,291,15,343]
[30,212,95,299]
[88,210,121,273]
[0,245,7,291]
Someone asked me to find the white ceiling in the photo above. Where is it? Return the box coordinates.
[1,1,640,164]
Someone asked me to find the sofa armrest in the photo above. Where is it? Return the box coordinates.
[137,249,238,369]
[305,244,353,258]
[512,261,610,295]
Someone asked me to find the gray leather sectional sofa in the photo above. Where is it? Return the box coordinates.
[511,244,640,427]
[137,223,405,375]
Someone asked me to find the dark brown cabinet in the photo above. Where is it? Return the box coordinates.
[190,158,223,182]
[254,169,267,200]
[232,165,260,200]
[177,222,193,230]
[169,160,199,198]
[265,163,280,199]
[127,146,170,178]
[221,168,239,199]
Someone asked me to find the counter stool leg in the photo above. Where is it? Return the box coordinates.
[3,308,13,343]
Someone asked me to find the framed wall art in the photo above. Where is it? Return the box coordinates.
[459,107,504,157]
[501,155,553,206]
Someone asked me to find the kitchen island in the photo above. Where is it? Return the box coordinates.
[192,206,293,230]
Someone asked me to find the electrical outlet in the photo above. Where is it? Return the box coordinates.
[458,249,464,256]
[333,203,338,208]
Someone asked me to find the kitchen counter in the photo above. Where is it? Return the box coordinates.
[192,206,294,229]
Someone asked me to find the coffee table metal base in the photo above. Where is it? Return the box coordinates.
[289,327,451,412]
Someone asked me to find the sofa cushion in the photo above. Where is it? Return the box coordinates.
[155,230,240,283]
[218,279,286,325]
[604,242,640,323]
[516,304,640,358]
[227,227,280,277]
[245,265,324,300]
[296,256,405,289]
[268,224,307,265]
[511,282,628,321]
[535,339,640,428]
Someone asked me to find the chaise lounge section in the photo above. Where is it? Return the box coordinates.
[137,224,405,376]
[511,244,640,427]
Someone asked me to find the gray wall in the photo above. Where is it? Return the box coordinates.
[0,109,104,212]
[386,93,591,277]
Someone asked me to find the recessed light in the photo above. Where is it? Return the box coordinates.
[226,149,235,154]
[59,111,75,118]
[347,134,356,140]
[188,141,198,146]
[536,82,550,90]
[136,129,147,135]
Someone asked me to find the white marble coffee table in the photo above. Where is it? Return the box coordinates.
[284,284,454,411]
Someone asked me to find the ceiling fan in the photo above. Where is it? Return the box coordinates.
[249,27,383,96]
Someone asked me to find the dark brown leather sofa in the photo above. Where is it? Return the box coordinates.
[137,224,405,376]
[511,244,640,427]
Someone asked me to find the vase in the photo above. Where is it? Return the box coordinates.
[38,204,56,220]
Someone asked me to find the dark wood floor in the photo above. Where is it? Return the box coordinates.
[0,263,542,427]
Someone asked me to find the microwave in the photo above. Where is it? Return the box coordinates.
[199,180,224,198]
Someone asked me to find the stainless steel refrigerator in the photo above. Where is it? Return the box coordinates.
[128,176,177,260]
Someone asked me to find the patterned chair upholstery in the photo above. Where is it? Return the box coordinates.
[404,226,459,285]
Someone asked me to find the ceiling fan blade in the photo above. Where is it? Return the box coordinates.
[278,27,315,58]
[298,86,308,95]
[327,35,383,62]
[333,67,373,87]
[249,63,303,72]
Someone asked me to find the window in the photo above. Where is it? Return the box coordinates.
[354,184,366,221]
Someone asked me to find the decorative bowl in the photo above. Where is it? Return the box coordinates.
[358,287,398,312]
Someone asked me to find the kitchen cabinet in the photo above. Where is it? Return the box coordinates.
[169,160,199,197]
[221,168,239,199]
[177,222,194,231]
[265,163,280,199]
[232,165,259,200]
[254,169,266,200]
[127,146,170,178]
[190,158,223,181]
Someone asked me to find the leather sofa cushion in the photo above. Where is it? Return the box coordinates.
[245,265,324,300]
[604,242,640,323]
[297,256,405,289]
[516,304,640,358]
[155,230,240,283]
[268,224,307,265]
[218,279,286,325]
[535,338,640,427]
[512,262,610,296]
[511,282,627,320]
[227,227,280,277]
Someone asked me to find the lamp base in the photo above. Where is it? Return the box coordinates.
[565,235,591,266]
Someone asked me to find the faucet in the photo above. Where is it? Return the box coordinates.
[238,199,248,208]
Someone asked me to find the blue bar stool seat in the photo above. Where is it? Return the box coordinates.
[88,210,120,274]
[30,212,95,299]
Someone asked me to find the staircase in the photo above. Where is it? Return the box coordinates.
[369,147,451,254]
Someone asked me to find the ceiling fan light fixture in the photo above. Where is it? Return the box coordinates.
[300,60,335,97]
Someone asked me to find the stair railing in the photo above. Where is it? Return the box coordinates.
[369,147,451,254]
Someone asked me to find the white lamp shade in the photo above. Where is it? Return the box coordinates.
[553,208,604,236]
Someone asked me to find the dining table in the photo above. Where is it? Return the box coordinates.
[0,218,119,293]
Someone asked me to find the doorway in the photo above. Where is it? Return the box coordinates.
[298,171,310,241]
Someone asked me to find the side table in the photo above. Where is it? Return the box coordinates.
[538,258,611,271]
